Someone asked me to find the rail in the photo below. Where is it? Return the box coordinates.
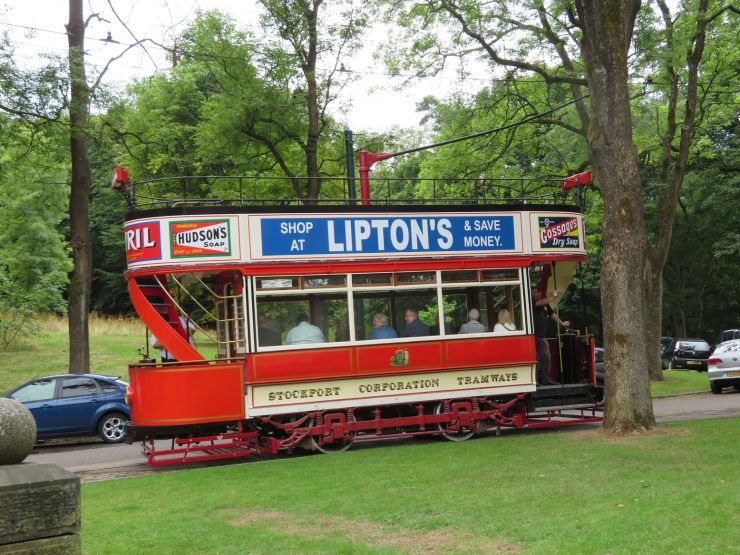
[114,174,588,211]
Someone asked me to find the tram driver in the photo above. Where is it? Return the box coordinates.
[531,289,570,385]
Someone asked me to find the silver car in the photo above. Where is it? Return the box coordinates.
[708,339,740,394]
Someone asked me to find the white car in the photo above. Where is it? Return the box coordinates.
[707,339,740,394]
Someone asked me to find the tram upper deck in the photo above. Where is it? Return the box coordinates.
[118,173,588,273]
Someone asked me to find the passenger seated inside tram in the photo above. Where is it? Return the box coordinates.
[369,313,398,340]
[493,309,517,333]
[400,309,430,337]
[284,313,326,345]
[257,315,282,346]
[458,308,487,334]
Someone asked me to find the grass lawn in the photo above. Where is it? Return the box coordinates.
[652,369,710,397]
[81,419,739,554]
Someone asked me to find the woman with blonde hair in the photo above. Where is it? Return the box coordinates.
[493,309,516,333]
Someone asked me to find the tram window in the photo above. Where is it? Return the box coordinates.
[303,275,346,288]
[442,284,523,334]
[441,270,479,283]
[396,272,436,285]
[257,277,298,290]
[481,269,519,282]
[255,293,349,346]
[353,273,392,287]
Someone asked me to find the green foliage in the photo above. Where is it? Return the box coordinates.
[0,117,70,320]
[0,270,72,348]
[662,120,740,339]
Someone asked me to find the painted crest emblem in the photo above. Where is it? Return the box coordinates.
[390,348,410,367]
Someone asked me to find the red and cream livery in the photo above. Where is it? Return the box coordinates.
[117,168,601,465]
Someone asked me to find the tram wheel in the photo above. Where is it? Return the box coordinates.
[434,401,479,442]
[309,413,356,454]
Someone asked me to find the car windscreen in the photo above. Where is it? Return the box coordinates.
[678,341,710,350]
[714,341,740,354]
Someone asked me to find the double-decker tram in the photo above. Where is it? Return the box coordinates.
[114,164,602,466]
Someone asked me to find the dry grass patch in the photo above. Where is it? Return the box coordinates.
[567,426,692,442]
[228,509,521,554]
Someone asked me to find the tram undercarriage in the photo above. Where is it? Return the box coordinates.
[135,386,602,466]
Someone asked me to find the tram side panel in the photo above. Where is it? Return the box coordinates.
[245,335,537,417]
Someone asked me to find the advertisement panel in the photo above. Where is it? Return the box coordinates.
[169,219,232,258]
[124,221,162,264]
[249,213,522,260]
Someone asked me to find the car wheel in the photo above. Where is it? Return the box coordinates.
[661,358,668,370]
[668,359,674,370]
[710,382,723,395]
[98,412,127,443]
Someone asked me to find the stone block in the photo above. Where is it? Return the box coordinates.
[0,463,80,551]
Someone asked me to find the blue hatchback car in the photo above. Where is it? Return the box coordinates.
[4,374,130,443]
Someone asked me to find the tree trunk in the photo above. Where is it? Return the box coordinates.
[645,256,664,380]
[576,0,655,432]
[66,0,92,374]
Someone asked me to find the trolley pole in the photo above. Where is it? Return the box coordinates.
[344,130,357,203]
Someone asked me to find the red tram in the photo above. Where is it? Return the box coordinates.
[114,164,602,465]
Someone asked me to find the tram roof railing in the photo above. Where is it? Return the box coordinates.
[114,173,589,211]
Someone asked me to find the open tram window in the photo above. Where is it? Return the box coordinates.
[441,276,523,335]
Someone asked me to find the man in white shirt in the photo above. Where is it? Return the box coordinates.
[151,316,196,362]
[284,313,326,345]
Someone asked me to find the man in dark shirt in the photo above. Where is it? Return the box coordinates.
[257,315,282,347]
[532,289,570,385]
[400,309,430,337]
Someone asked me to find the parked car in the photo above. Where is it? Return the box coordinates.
[3,374,130,443]
[667,338,712,371]
[707,339,740,394]
[660,336,674,369]
[716,329,740,345]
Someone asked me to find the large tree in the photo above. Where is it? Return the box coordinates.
[379,0,736,432]
[66,0,94,372]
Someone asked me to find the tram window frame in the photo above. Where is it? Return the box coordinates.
[253,291,352,349]
[440,267,526,337]
[250,268,525,351]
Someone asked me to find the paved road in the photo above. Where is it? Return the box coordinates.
[25,391,740,476]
